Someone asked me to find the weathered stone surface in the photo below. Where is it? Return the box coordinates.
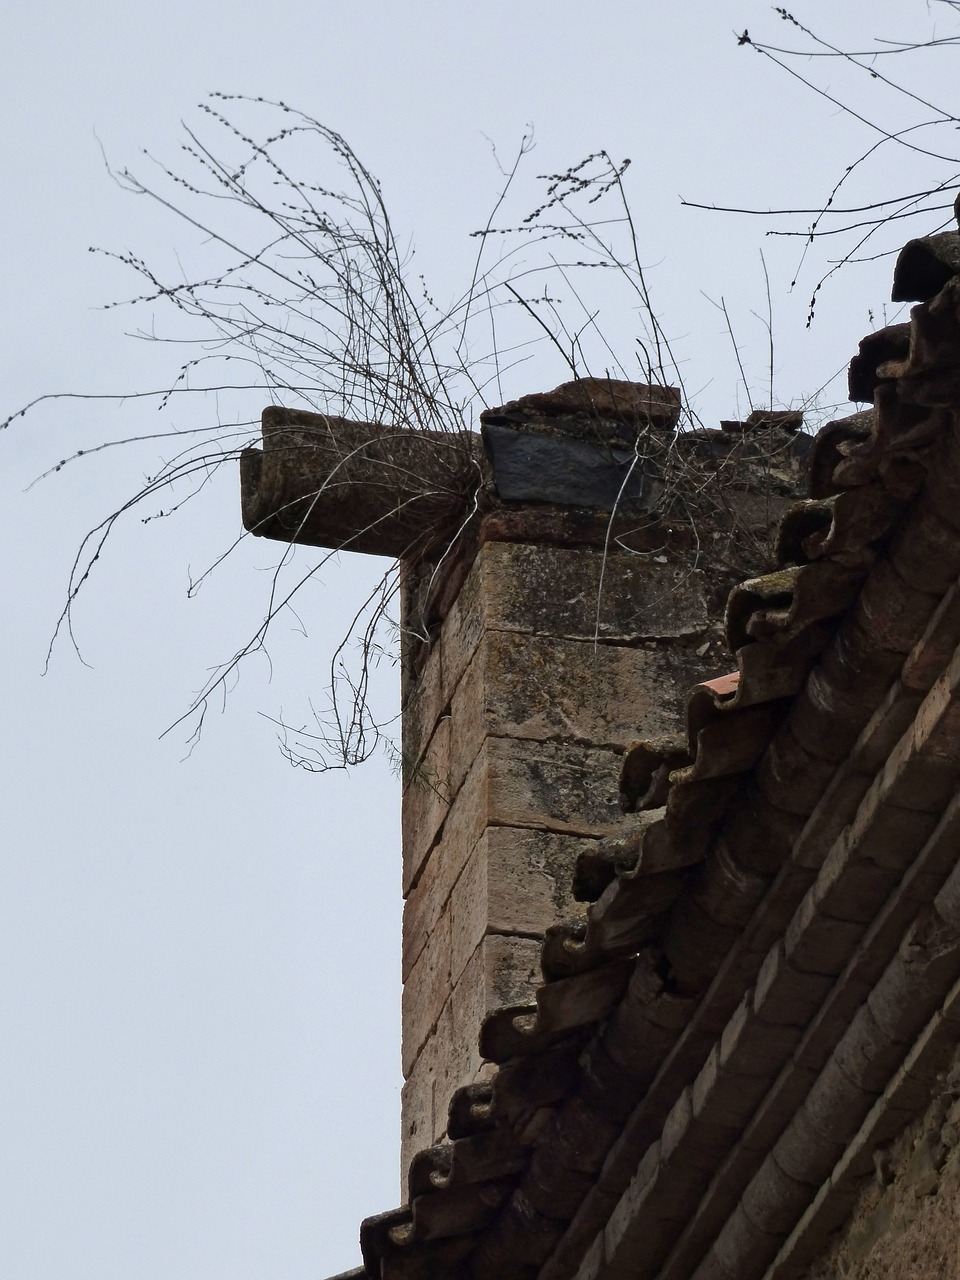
[448,828,588,988]
[402,910,452,1076]
[811,842,897,925]
[405,824,588,984]
[852,683,925,773]
[784,886,867,977]
[902,582,960,693]
[719,996,803,1079]
[483,422,662,511]
[753,942,835,1030]
[736,1059,819,1163]
[845,774,941,869]
[706,1199,783,1280]
[880,716,960,816]
[691,1043,770,1131]
[790,770,873,871]
[406,732,624,899]
[482,736,624,842]
[571,1232,603,1280]
[463,541,709,643]
[403,828,480,982]
[404,733,488,898]
[242,406,484,556]
[481,379,682,432]
[400,627,448,779]
[741,1155,814,1236]
[449,935,543,1080]
[400,1003,458,1176]
[401,715,452,891]
[769,1105,845,1192]
[833,1002,906,1094]
[448,630,699,798]
[403,538,709,780]
[791,1043,960,1280]
[602,1141,662,1265]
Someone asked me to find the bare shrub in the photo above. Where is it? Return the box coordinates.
[4,94,815,771]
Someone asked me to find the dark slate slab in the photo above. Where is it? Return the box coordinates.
[482,422,661,512]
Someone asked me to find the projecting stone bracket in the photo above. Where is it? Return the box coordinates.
[239,405,487,559]
[240,380,686,561]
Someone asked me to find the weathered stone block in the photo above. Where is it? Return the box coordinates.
[692,1042,772,1131]
[812,843,897,923]
[846,773,941,867]
[571,1233,603,1280]
[448,629,697,798]
[603,1141,662,1264]
[719,995,802,1078]
[483,420,664,510]
[405,732,489,897]
[401,909,452,1076]
[791,770,872,870]
[398,536,713,1175]
[771,1107,848,1197]
[400,1003,457,1176]
[401,715,452,891]
[401,632,447,777]
[833,1002,906,1093]
[741,1154,815,1237]
[448,827,588,988]
[482,735,626,835]
[878,686,960,813]
[404,824,589,985]
[803,1056,879,1148]
[404,539,709,767]
[741,1063,820,1157]
[406,736,626,898]
[403,826,482,982]
[710,1200,783,1280]
[476,541,708,641]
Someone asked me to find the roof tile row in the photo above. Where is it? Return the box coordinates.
[354,271,960,1280]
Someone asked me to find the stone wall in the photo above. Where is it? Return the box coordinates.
[397,537,722,1177]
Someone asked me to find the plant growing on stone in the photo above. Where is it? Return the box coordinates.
[3,93,810,772]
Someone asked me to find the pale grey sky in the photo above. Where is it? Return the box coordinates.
[0,3,955,1277]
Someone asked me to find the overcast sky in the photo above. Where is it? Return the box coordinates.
[1,4,956,1278]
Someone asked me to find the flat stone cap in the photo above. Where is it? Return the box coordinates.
[481,379,681,432]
